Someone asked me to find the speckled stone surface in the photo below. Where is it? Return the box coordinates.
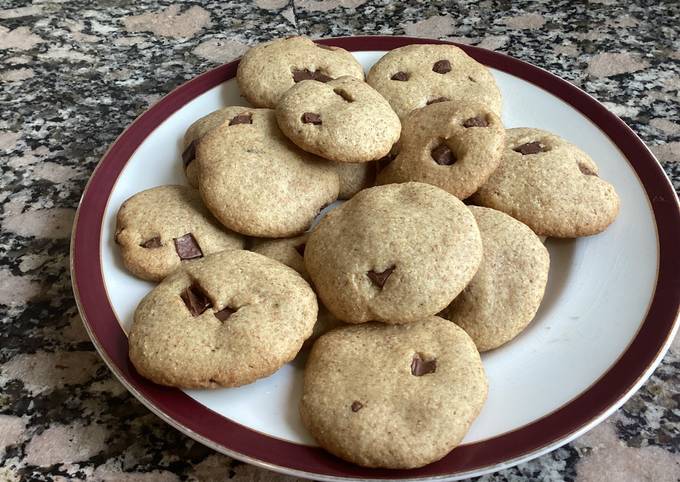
[1,1,678,481]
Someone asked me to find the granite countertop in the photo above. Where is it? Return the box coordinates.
[1,0,678,480]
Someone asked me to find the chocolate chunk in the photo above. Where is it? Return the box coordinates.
[514,141,548,155]
[295,243,306,257]
[173,233,203,260]
[367,266,395,288]
[411,354,437,376]
[302,112,322,125]
[316,44,334,50]
[578,162,598,176]
[431,143,456,165]
[463,116,488,128]
[229,112,252,126]
[214,306,236,321]
[182,140,196,167]
[292,68,332,83]
[181,283,212,317]
[391,71,409,81]
[433,59,451,74]
[351,401,363,412]
[140,236,162,249]
[426,96,449,105]
[333,88,354,102]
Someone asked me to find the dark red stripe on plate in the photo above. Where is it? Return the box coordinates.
[71,36,680,480]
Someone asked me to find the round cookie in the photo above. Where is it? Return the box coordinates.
[471,128,620,237]
[181,107,242,187]
[443,206,550,351]
[251,233,345,342]
[332,160,376,199]
[237,36,364,108]
[115,185,244,282]
[377,101,505,199]
[129,250,317,388]
[196,107,339,238]
[367,44,502,121]
[275,76,401,163]
[300,317,488,469]
[304,182,483,324]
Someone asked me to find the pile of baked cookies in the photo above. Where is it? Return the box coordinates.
[116,36,620,470]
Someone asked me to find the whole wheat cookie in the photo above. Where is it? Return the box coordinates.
[305,182,483,324]
[181,107,243,187]
[443,206,550,351]
[196,107,339,238]
[129,250,317,388]
[237,36,364,108]
[367,44,502,121]
[300,317,488,469]
[251,233,345,342]
[332,160,376,199]
[377,101,505,199]
[115,185,244,282]
[275,76,401,163]
[471,128,620,237]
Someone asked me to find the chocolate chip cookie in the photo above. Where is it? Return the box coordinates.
[377,101,505,199]
[237,36,365,108]
[443,206,550,351]
[115,185,244,282]
[300,316,488,469]
[195,107,339,238]
[472,128,620,237]
[332,160,377,199]
[367,44,502,121]
[304,182,483,324]
[276,76,401,163]
[129,249,318,388]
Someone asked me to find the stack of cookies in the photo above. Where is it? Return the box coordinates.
[117,36,620,470]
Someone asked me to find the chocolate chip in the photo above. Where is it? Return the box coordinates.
[214,306,236,321]
[514,142,548,155]
[367,266,395,288]
[411,354,437,376]
[426,96,449,105]
[433,59,451,74]
[463,116,488,128]
[316,44,334,50]
[182,140,196,167]
[292,68,332,83]
[578,162,598,176]
[140,236,162,249]
[302,112,322,125]
[391,71,409,81]
[351,401,363,412]
[181,283,212,317]
[295,243,306,256]
[229,112,252,126]
[173,233,203,260]
[431,143,456,165]
[333,88,354,102]
[468,75,477,83]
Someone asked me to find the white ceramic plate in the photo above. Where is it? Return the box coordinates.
[71,36,680,481]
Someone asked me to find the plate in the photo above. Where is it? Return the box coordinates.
[70,36,680,481]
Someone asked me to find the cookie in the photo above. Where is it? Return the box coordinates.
[275,76,401,163]
[129,250,317,388]
[181,107,240,187]
[115,185,244,282]
[251,233,345,342]
[332,160,376,199]
[195,107,339,238]
[304,182,483,324]
[237,36,365,108]
[377,101,505,199]
[471,128,620,237]
[367,44,502,121]
[300,317,488,469]
[443,206,550,351]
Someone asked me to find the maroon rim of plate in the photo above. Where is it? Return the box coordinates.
[71,36,680,479]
